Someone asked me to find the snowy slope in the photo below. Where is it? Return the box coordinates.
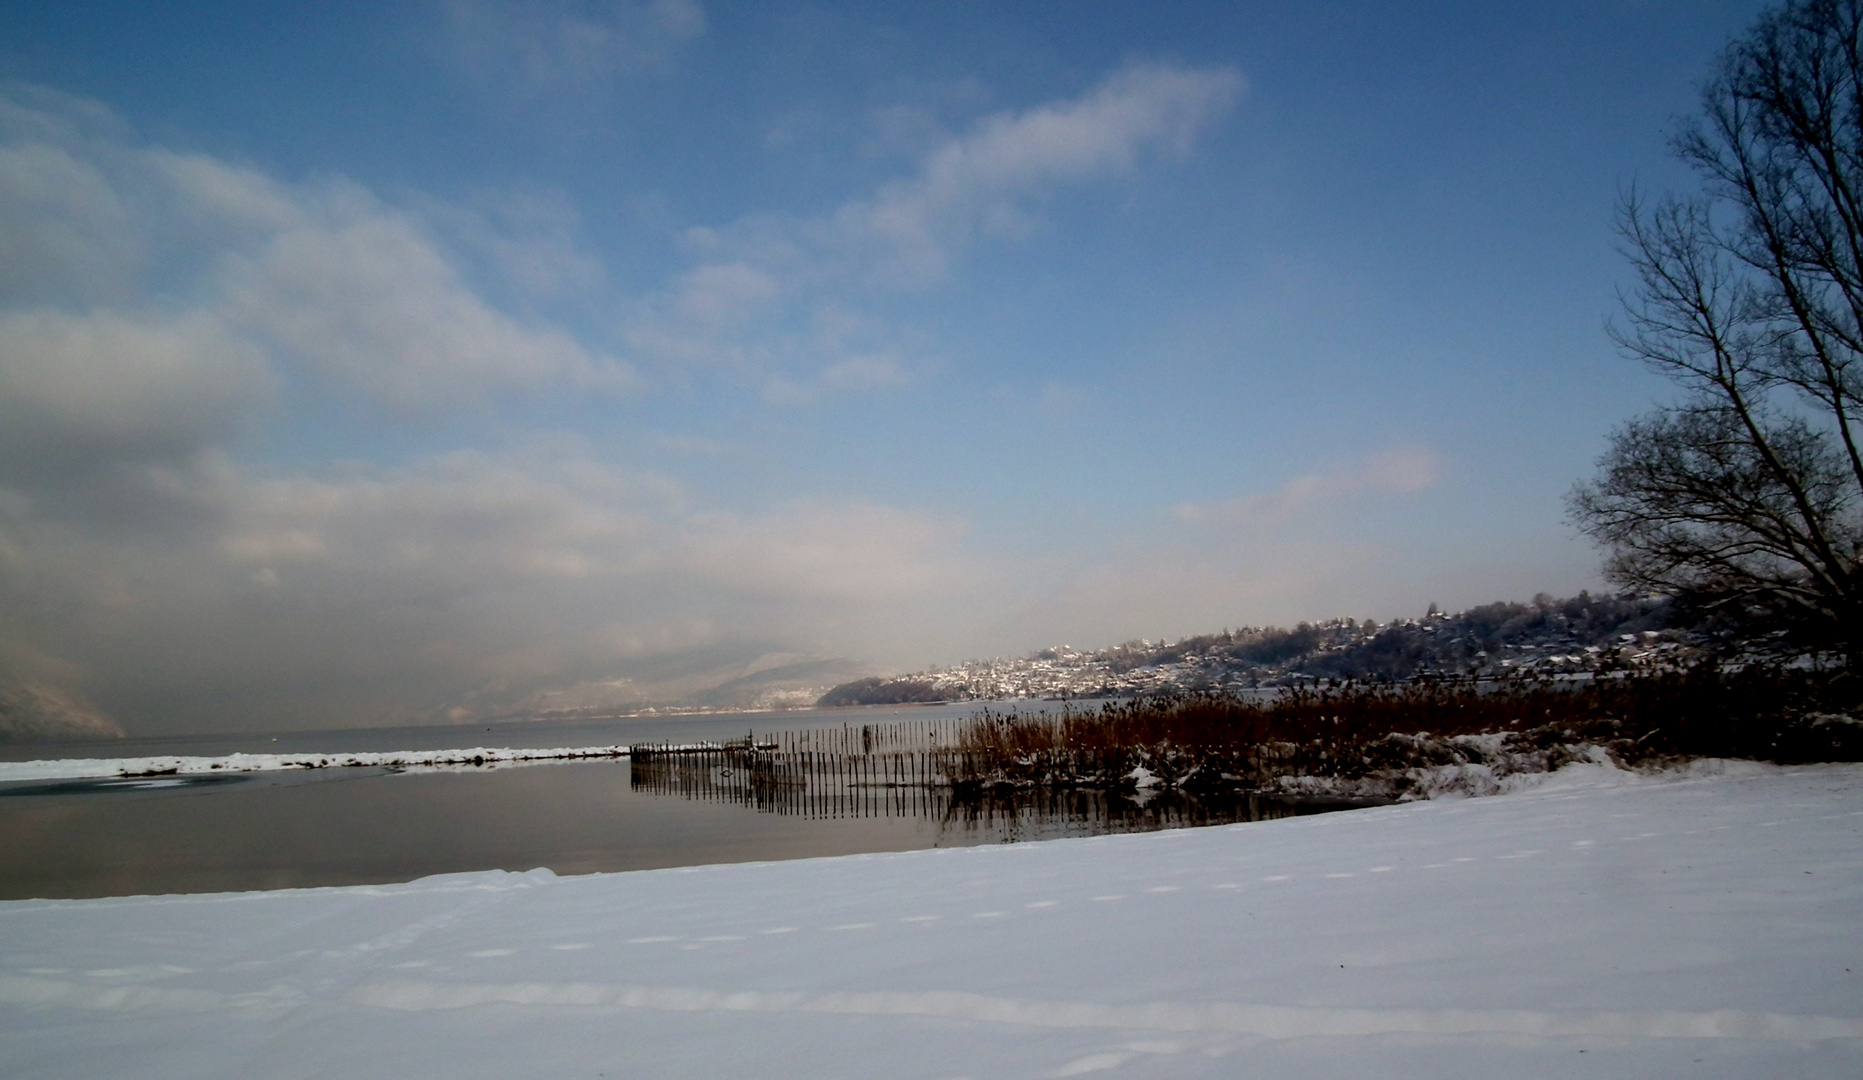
[1,762,1859,1079]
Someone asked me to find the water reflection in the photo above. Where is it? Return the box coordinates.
[0,752,1383,902]
[629,749,1382,845]
[0,775,250,798]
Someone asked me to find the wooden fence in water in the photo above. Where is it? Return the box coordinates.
[623,717,1314,831]
[628,719,970,820]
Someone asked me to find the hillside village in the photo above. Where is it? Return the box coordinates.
[817,592,1701,706]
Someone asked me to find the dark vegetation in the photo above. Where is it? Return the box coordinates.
[1213,593,1678,682]
[816,677,947,708]
[942,668,1863,800]
[651,667,1861,810]
[1570,0,1863,665]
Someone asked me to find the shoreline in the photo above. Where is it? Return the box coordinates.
[3,760,1856,1078]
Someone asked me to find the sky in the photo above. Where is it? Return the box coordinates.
[0,0,1775,735]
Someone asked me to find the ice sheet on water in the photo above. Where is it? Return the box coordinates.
[0,744,669,783]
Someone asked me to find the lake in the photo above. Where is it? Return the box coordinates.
[0,704,1381,900]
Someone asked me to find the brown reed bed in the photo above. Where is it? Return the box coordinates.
[628,667,1859,807]
[946,666,1862,796]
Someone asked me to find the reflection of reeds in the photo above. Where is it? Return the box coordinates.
[625,740,1358,837]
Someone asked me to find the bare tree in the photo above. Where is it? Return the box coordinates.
[1570,0,1863,663]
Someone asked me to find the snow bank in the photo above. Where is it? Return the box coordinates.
[1262,726,1765,802]
[2,762,1858,1078]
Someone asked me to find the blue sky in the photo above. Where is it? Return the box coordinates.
[0,1,1772,732]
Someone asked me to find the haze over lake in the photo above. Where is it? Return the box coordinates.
[0,1,1775,745]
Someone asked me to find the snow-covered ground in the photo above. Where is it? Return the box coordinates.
[2,761,1859,1078]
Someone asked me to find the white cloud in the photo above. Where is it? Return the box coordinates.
[0,87,631,415]
[224,211,628,409]
[147,149,305,235]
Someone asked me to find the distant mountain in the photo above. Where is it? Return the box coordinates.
[678,657,881,711]
[0,671,123,743]
[817,592,1695,706]
[511,652,882,721]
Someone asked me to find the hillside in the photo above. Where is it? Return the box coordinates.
[818,592,1692,706]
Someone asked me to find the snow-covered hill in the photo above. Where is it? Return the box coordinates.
[822,592,1691,705]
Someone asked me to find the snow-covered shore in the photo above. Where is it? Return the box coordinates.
[0,744,650,783]
[2,761,1859,1078]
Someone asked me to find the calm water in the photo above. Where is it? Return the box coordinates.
[0,705,1380,901]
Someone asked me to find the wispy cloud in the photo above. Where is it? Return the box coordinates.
[762,353,911,406]
[625,63,1242,390]
[440,0,706,92]
[823,63,1243,286]
[1174,447,1442,528]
